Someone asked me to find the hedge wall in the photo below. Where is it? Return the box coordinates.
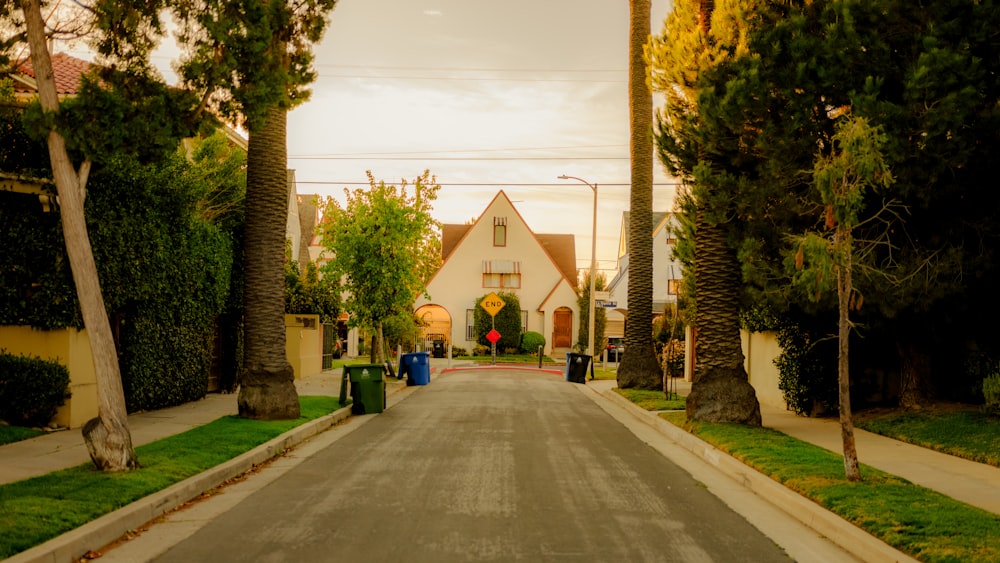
[0,137,243,411]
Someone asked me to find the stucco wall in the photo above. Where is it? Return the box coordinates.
[743,330,785,410]
[286,314,322,379]
[0,325,98,429]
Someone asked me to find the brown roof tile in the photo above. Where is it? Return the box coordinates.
[14,52,95,95]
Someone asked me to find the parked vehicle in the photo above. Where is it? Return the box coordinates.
[606,337,625,361]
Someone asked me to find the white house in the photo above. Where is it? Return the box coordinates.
[414,191,580,356]
[605,211,683,336]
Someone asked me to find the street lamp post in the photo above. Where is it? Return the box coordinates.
[558,175,598,363]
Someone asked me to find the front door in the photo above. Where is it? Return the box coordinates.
[553,307,572,348]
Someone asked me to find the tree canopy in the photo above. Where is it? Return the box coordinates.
[650,0,1000,408]
[320,171,440,340]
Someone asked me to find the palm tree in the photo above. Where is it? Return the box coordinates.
[238,106,300,419]
[684,0,761,425]
[172,0,338,419]
[617,0,661,390]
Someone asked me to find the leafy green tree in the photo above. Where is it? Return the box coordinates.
[12,0,140,470]
[284,244,340,324]
[652,0,1000,411]
[172,0,339,420]
[791,116,894,481]
[618,0,661,390]
[320,171,440,364]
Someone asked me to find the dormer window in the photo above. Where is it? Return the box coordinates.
[493,217,507,246]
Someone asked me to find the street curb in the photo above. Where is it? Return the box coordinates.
[586,385,918,563]
[5,404,356,563]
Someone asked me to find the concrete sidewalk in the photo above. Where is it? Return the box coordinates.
[0,359,452,486]
[591,378,1000,516]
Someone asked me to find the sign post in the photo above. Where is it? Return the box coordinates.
[480,292,506,365]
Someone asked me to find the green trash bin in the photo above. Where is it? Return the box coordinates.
[341,364,385,414]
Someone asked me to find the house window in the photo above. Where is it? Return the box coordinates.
[466,309,475,340]
[482,260,521,288]
[521,310,528,332]
[493,217,507,246]
[483,273,520,288]
[668,279,681,295]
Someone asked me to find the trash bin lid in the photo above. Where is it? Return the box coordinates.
[346,364,384,382]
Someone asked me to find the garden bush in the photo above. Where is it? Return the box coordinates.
[0,351,71,427]
[983,372,1000,418]
[521,331,545,353]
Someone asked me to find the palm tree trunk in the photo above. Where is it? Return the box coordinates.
[21,0,138,470]
[618,0,661,390]
[238,105,300,420]
[685,209,761,425]
[683,0,761,426]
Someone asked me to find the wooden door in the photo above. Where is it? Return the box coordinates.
[553,308,572,348]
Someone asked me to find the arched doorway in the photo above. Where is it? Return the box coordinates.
[415,304,452,357]
[552,307,573,349]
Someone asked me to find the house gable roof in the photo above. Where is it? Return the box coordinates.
[429,190,578,290]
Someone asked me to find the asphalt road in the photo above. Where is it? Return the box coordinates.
[129,369,791,562]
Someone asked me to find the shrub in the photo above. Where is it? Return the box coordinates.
[451,346,468,357]
[521,331,545,354]
[660,339,685,377]
[984,372,1000,418]
[774,322,838,416]
[0,351,71,427]
[473,344,489,356]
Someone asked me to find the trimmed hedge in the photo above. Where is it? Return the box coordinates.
[521,331,545,353]
[0,129,244,412]
[0,351,71,427]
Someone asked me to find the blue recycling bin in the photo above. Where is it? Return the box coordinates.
[399,351,431,386]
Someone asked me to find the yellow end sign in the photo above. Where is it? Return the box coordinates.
[480,292,506,317]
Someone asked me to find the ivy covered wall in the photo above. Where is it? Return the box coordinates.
[0,130,245,411]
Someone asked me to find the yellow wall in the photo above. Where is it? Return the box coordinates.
[2,316,346,428]
[742,330,785,410]
[0,325,98,429]
[285,314,322,379]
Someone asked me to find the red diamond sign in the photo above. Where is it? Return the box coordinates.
[486,329,501,344]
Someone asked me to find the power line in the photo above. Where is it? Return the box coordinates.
[290,144,626,157]
[314,63,625,73]
[318,74,625,84]
[295,181,684,187]
[289,156,629,161]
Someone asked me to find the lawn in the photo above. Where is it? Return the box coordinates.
[0,425,45,446]
[855,408,1000,468]
[659,411,1000,562]
[0,396,341,559]
[615,388,686,411]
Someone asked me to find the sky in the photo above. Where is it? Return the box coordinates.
[76,0,678,276]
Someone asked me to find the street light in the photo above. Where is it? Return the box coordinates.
[557,175,598,362]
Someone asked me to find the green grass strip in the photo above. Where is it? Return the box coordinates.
[615,388,686,411]
[659,411,1000,562]
[0,396,341,559]
[856,410,1000,468]
[0,425,45,446]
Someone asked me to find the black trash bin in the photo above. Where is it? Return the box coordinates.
[565,353,591,384]
[431,339,446,359]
